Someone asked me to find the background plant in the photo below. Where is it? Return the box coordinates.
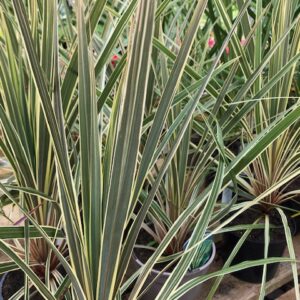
[236,0,300,213]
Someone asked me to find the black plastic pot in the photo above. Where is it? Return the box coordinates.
[223,229,286,283]
[284,200,300,235]
[0,273,7,300]
[282,177,300,234]
[0,271,24,300]
[0,271,43,300]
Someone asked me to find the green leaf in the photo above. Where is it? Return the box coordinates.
[0,226,64,239]
[171,257,297,299]
[97,1,156,299]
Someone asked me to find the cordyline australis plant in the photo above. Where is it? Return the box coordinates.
[0,0,156,298]
[206,0,300,298]
[237,0,300,213]
[0,0,158,298]
[0,0,68,294]
[0,0,299,299]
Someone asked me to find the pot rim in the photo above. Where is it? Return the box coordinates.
[225,209,297,243]
[0,272,8,300]
[225,229,289,244]
[133,241,216,277]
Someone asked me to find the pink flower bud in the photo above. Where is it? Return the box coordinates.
[111,54,119,67]
[208,37,216,48]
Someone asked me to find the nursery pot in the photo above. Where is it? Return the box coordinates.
[222,211,294,283]
[284,200,300,235]
[223,229,286,283]
[0,271,27,300]
[131,242,216,300]
[0,271,44,299]
[281,177,300,234]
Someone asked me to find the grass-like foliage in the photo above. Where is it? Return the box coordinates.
[0,0,299,299]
